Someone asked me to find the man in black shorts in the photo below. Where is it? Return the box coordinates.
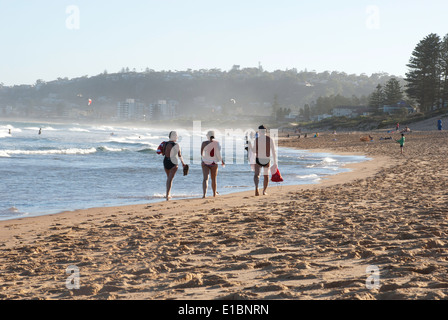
[252,125,277,196]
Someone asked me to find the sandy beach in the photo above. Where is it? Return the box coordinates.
[1,129,447,300]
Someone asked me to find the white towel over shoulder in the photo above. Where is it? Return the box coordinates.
[202,140,222,165]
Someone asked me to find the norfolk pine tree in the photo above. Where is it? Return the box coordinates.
[405,33,441,112]
[440,34,448,108]
[384,78,404,106]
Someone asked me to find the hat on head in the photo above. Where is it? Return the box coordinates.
[206,130,215,139]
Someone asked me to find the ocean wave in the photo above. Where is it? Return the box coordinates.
[1,125,22,133]
[0,148,98,156]
[137,148,157,154]
[108,135,147,143]
[296,174,320,180]
[0,206,27,217]
[96,146,127,152]
[106,136,159,149]
[24,126,57,131]
[0,146,134,157]
[91,125,123,132]
[150,193,200,199]
[69,127,90,132]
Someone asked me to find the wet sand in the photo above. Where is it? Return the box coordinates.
[1,130,447,300]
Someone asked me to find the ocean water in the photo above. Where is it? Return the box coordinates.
[0,121,369,221]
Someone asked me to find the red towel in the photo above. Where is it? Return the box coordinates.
[271,168,284,182]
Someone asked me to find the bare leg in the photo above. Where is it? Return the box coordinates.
[201,163,210,198]
[210,165,219,197]
[254,164,261,196]
[263,174,269,195]
[165,166,178,200]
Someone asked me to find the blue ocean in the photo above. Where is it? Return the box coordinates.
[0,121,369,221]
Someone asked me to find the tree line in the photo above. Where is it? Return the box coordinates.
[0,66,398,119]
[405,33,448,112]
[368,77,404,110]
[368,33,448,114]
[302,33,448,119]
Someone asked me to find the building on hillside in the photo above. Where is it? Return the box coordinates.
[117,99,148,120]
[382,101,416,115]
[332,106,373,118]
[148,100,179,120]
[310,113,333,122]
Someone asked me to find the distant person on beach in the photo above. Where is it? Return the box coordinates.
[396,133,405,155]
[438,118,443,131]
[38,128,42,135]
[249,125,277,196]
[396,123,400,131]
[201,130,225,198]
[400,126,411,133]
[162,131,186,201]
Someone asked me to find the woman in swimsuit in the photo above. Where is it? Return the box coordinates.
[201,131,224,198]
[163,131,186,201]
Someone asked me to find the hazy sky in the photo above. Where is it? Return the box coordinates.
[1,0,448,86]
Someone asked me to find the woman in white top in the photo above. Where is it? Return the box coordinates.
[201,131,225,198]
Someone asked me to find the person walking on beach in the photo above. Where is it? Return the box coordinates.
[438,118,443,131]
[162,131,186,201]
[201,130,225,198]
[396,133,405,155]
[250,125,277,196]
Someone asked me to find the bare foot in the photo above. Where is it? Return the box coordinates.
[255,189,260,196]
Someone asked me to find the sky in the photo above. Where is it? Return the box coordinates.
[1,0,448,86]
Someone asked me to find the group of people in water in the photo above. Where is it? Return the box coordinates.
[160,125,277,201]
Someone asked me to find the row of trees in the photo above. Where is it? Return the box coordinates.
[300,33,448,120]
[405,33,448,112]
[368,77,404,110]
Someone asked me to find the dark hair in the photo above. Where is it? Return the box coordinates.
[209,136,215,140]
[258,125,266,130]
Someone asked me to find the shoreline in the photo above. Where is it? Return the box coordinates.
[0,145,372,223]
[1,130,447,300]
[0,147,377,224]
[0,150,388,251]
[0,149,391,246]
